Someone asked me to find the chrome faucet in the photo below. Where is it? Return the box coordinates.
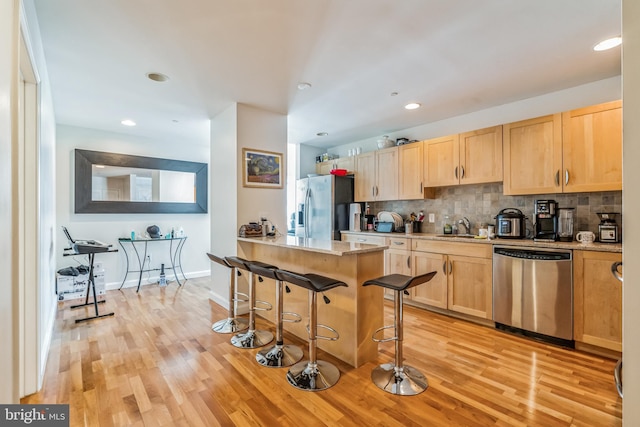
[458,217,471,235]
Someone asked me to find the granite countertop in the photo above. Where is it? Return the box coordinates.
[341,230,622,253]
[238,235,388,256]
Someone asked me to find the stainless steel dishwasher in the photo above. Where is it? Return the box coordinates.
[493,246,573,347]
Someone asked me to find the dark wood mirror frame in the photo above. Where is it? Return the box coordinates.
[75,149,208,214]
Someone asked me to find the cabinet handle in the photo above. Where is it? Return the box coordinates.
[442,261,447,275]
[555,170,560,187]
[357,239,366,242]
[393,241,404,245]
[407,256,411,269]
[454,166,458,179]
[460,165,465,179]
[449,261,453,275]
[565,169,569,185]
[420,182,423,193]
[372,187,375,198]
[376,186,379,196]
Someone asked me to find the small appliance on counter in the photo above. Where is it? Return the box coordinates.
[349,203,362,232]
[495,208,527,238]
[557,207,575,242]
[534,199,558,241]
[597,212,620,243]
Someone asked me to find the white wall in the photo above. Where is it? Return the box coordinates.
[0,0,18,405]
[622,0,639,422]
[299,76,621,178]
[56,125,211,289]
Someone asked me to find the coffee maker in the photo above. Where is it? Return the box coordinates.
[534,199,558,241]
[597,212,620,243]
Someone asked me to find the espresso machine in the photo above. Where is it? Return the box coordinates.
[597,212,620,243]
[534,199,558,241]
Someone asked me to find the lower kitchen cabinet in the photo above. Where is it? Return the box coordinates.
[385,237,412,298]
[412,240,493,320]
[573,250,622,352]
[412,251,447,309]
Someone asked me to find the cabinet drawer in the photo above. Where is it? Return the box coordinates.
[342,233,387,246]
[388,237,411,251]
[412,239,491,258]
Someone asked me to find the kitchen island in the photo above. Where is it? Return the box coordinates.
[237,235,388,368]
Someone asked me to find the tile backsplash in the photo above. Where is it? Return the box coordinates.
[369,183,622,237]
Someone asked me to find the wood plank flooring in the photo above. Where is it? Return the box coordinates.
[23,277,622,426]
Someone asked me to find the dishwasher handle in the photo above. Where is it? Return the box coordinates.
[611,261,623,282]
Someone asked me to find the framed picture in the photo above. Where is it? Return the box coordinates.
[242,148,284,189]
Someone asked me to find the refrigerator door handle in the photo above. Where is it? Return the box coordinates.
[304,187,311,238]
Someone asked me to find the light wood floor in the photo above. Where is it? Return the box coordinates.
[23,276,622,426]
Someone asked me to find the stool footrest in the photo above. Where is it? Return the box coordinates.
[307,323,340,341]
[372,325,397,343]
[282,311,302,323]
[254,299,273,312]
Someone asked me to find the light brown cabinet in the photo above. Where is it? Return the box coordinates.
[385,236,412,299]
[412,240,492,319]
[398,142,425,199]
[354,147,398,202]
[315,156,355,175]
[503,100,621,195]
[573,250,622,352]
[562,100,622,192]
[423,126,503,188]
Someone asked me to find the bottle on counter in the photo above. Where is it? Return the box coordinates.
[443,215,452,234]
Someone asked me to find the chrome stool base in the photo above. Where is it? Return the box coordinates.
[211,317,249,334]
[231,329,273,349]
[256,344,303,368]
[286,360,341,391]
[371,363,428,396]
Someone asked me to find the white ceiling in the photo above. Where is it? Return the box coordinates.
[32,0,621,149]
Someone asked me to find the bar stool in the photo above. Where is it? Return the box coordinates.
[246,263,303,367]
[206,253,249,334]
[363,272,437,396]
[225,256,276,349]
[275,269,347,391]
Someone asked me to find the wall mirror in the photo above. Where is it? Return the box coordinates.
[75,149,208,214]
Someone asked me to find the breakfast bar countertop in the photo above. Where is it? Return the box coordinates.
[237,235,388,256]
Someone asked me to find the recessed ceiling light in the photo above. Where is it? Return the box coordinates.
[121,119,136,126]
[594,36,622,51]
[146,72,170,82]
[390,92,398,96]
[404,103,421,110]
[297,82,312,90]
[317,132,328,137]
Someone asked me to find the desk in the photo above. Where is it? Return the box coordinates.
[118,237,187,292]
[63,248,118,323]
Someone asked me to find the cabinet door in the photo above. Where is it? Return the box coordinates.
[503,114,562,195]
[411,252,447,309]
[423,134,460,187]
[447,255,492,319]
[335,156,355,173]
[562,100,622,192]
[573,250,622,351]
[316,161,333,175]
[375,147,398,201]
[398,142,424,200]
[459,125,503,185]
[354,152,376,202]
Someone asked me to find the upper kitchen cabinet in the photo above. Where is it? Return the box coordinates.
[354,147,398,202]
[423,126,503,188]
[398,142,423,199]
[315,156,355,175]
[562,100,622,192]
[503,101,622,195]
[503,114,563,195]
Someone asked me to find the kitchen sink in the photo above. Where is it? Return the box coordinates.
[435,234,477,238]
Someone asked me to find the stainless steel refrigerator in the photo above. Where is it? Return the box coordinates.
[295,175,354,240]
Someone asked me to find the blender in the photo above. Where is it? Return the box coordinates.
[597,212,620,243]
[557,208,575,242]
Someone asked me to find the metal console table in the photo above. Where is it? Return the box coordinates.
[118,236,187,292]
